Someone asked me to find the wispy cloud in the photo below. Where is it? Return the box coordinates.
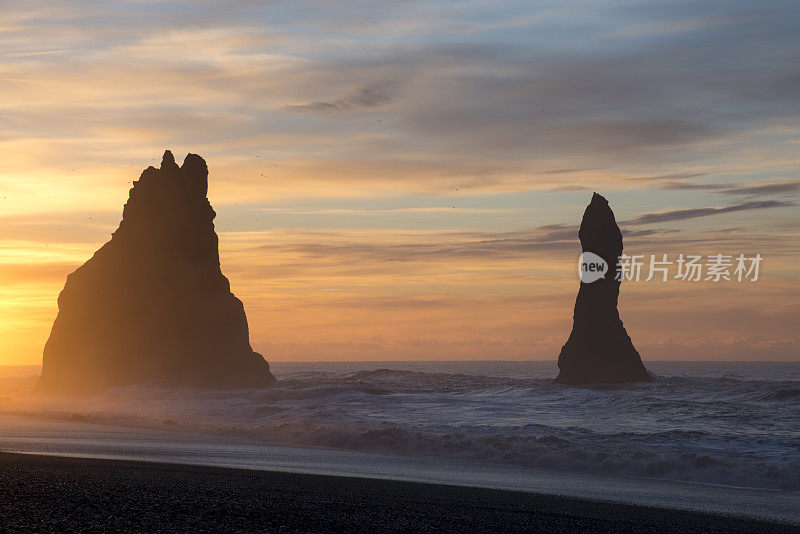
[650,177,800,197]
[256,224,580,263]
[628,172,710,182]
[720,180,800,197]
[657,181,726,191]
[285,81,403,113]
[624,201,794,225]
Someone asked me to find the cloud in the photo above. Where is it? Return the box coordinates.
[284,81,403,113]
[624,174,800,199]
[720,180,800,197]
[657,181,725,191]
[624,201,793,225]
[0,212,118,243]
[649,177,800,196]
[626,172,710,183]
[257,224,580,263]
[0,262,76,286]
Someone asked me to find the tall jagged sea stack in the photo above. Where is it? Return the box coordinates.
[38,151,275,392]
[555,193,650,385]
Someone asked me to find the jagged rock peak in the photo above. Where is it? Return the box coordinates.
[37,150,275,392]
[161,149,176,168]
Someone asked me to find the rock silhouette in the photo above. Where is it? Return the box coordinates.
[38,151,275,392]
[555,193,650,385]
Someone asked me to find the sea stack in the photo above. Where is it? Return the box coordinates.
[555,193,650,385]
[38,151,276,392]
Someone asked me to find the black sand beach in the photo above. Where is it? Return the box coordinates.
[0,452,795,533]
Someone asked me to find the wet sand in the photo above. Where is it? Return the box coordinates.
[0,452,795,533]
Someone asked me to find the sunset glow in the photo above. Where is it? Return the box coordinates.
[1,1,798,364]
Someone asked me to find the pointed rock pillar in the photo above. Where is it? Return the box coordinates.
[555,193,651,385]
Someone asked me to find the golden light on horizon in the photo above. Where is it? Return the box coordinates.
[0,0,798,366]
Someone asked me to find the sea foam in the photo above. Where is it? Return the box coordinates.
[1,361,799,491]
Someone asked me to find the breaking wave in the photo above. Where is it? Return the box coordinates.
[2,361,799,491]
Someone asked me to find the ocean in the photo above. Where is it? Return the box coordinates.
[1,361,799,521]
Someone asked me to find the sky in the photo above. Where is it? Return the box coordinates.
[1,0,798,365]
